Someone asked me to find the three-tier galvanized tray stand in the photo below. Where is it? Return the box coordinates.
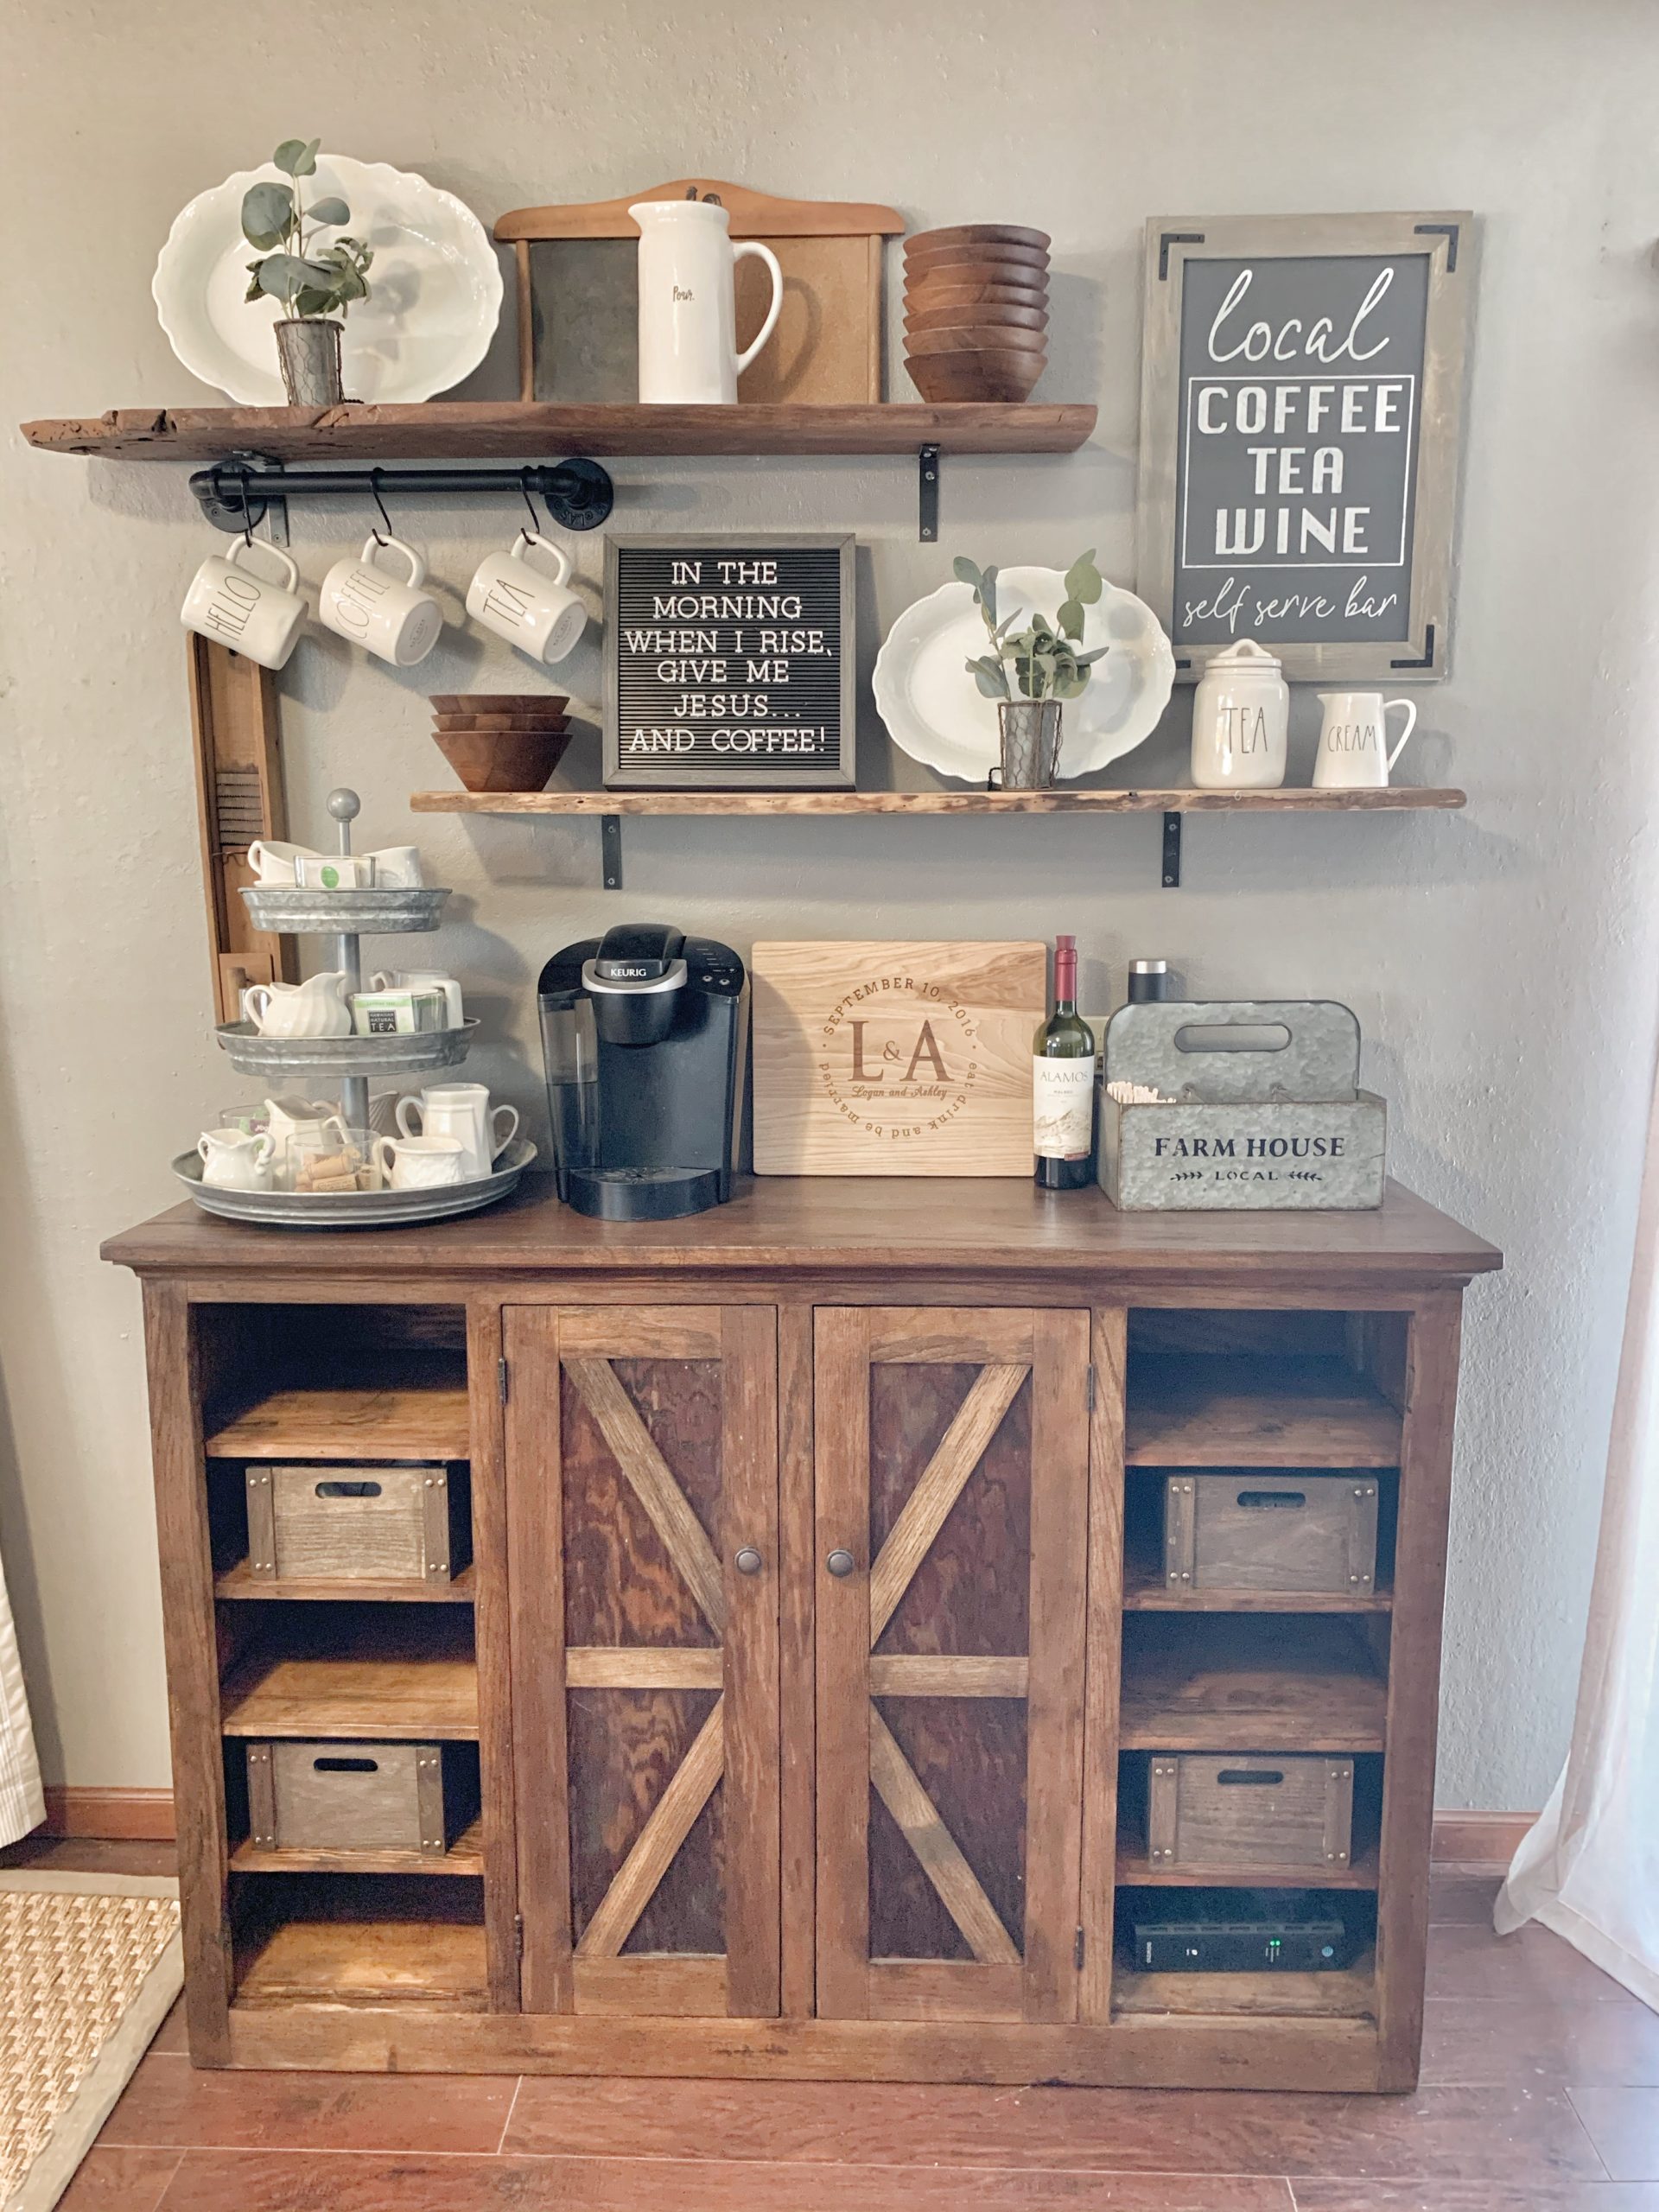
[176,787,535,1226]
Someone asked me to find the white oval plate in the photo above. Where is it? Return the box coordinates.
[873,566,1176,784]
[153,156,503,404]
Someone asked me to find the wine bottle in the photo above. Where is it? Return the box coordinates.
[1033,934,1096,1190]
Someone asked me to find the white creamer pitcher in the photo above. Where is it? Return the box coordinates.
[1313,691,1419,790]
[630,198,783,404]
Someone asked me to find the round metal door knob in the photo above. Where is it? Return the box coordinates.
[825,1548,856,1579]
[734,1547,764,1576]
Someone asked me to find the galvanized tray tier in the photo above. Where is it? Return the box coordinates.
[174,1138,537,1228]
[214,1018,476,1078]
[238,885,451,936]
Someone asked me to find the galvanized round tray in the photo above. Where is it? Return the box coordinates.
[214,1017,476,1078]
[238,885,451,936]
[174,1138,538,1228]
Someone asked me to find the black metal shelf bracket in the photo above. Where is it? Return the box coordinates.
[918,444,940,542]
[189,456,616,537]
[601,815,624,891]
[1162,810,1183,888]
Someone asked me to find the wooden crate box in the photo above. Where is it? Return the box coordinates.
[1147,1753,1355,1874]
[243,1463,469,1586]
[244,1740,475,1855]
[1163,1473,1379,1596]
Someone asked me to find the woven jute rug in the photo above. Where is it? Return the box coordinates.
[0,1873,181,2212]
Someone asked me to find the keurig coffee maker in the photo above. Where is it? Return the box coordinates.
[537,922,747,1220]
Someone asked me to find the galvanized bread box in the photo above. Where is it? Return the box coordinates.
[1098,1000,1385,1211]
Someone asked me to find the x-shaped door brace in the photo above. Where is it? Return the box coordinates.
[567,1354,1030,1967]
[865,1362,1027,1967]
[565,1357,727,1960]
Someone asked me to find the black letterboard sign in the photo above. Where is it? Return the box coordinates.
[604,534,856,788]
[1136,213,1471,681]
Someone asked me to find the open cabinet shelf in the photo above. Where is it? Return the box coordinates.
[1114,1841,1380,1890]
[1112,1953,1377,2022]
[1121,1571,1393,1614]
[215,1560,477,1605]
[206,1382,472,1462]
[219,1613,479,1740]
[232,1876,489,2011]
[229,1813,485,1878]
[1126,1355,1403,1468]
[1119,1614,1389,1752]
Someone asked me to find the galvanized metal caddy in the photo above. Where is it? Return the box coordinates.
[1098,1000,1385,1211]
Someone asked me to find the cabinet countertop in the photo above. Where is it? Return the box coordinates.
[102,1174,1501,1286]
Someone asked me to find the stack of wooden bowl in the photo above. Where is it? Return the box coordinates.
[903,224,1051,403]
[429,694,570,793]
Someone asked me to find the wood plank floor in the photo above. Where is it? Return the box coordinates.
[5,1840,1654,2211]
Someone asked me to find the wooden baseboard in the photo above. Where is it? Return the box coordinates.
[1431,1810,1532,1867]
[41,1788,177,1841]
[40,1788,1533,1865]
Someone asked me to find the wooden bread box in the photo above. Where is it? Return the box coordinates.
[245,1739,476,1856]
[1147,1752,1356,1874]
[1163,1472,1380,1597]
[243,1463,469,1586]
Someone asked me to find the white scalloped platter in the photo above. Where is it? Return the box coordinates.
[873,566,1176,784]
[153,156,503,404]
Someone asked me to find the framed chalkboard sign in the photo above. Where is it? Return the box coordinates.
[1136,213,1471,683]
[604,533,855,788]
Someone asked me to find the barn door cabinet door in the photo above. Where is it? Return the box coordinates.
[815,1307,1090,2023]
[505,1305,780,2018]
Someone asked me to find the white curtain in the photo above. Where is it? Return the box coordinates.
[1495,1081,1659,2009]
[0,1542,44,1847]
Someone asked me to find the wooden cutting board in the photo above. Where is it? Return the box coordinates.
[752,941,1046,1175]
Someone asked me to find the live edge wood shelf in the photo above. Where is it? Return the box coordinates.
[104,1174,1499,2092]
[409,787,1466,817]
[20,400,1096,461]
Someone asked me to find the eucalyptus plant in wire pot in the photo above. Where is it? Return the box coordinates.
[957,550,1109,788]
[242,137,374,405]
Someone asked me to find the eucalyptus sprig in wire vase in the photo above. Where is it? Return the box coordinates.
[957,550,1109,787]
[241,137,374,405]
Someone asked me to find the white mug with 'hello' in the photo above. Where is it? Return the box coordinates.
[181,537,307,670]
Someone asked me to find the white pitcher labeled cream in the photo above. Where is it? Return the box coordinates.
[1190,639,1289,790]
[1313,691,1419,790]
[631,198,783,404]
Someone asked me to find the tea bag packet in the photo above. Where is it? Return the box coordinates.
[296,853,377,891]
[352,988,446,1037]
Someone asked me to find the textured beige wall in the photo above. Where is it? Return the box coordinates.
[2,0,1656,1807]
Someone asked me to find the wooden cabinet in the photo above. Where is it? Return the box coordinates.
[815,1307,1088,2024]
[104,1177,1502,2090]
[505,1305,779,2019]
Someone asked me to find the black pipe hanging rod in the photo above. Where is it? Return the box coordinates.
[189,455,614,536]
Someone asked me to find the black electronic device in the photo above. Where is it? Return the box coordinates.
[537,921,747,1222]
[1130,1913,1355,1974]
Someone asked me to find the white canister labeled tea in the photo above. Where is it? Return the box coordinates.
[1190,639,1289,791]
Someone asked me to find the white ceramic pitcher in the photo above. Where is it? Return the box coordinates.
[241,972,353,1039]
[1313,690,1419,790]
[631,198,783,404]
